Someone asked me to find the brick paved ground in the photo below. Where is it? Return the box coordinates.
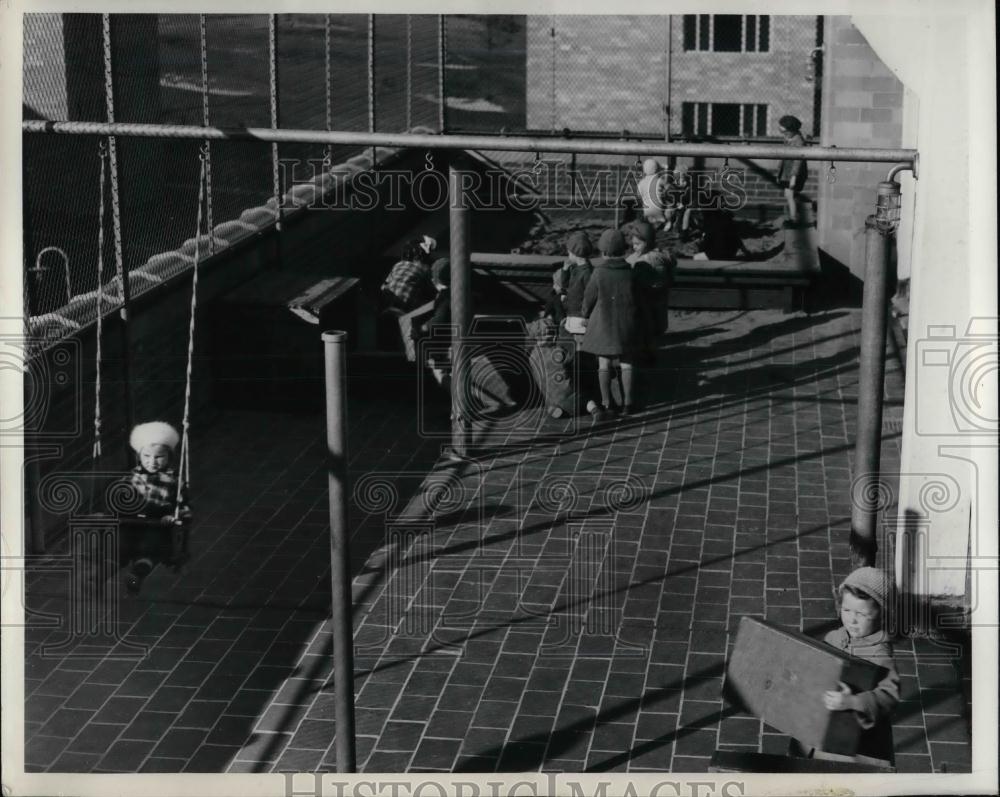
[23,308,972,774]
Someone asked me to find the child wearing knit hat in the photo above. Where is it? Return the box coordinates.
[815,566,900,764]
[125,421,191,591]
[580,229,640,418]
[129,422,189,520]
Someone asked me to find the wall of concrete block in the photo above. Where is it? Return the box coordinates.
[816,17,905,281]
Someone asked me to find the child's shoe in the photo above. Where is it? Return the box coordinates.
[126,557,153,594]
[586,400,608,422]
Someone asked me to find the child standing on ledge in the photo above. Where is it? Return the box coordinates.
[776,114,809,225]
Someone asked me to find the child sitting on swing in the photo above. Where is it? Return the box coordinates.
[125,421,191,591]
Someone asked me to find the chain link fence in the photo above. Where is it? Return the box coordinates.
[23,13,443,325]
[23,13,822,325]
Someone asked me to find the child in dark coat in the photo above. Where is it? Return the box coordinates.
[627,221,677,354]
[561,231,594,335]
[580,229,640,417]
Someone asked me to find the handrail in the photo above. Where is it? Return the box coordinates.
[22,120,917,167]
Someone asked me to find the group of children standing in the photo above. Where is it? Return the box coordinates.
[544,221,676,420]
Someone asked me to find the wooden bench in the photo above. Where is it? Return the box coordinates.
[470,244,820,312]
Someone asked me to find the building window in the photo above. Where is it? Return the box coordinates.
[682,15,770,53]
[682,102,768,138]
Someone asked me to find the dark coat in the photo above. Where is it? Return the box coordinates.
[562,260,593,318]
[778,131,808,191]
[580,257,638,357]
[817,627,900,764]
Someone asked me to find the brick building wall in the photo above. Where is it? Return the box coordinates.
[816,17,904,281]
[668,14,817,138]
[526,15,818,137]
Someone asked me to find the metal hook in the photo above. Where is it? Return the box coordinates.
[33,246,72,304]
[98,139,108,158]
[828,162,837,184]
[425,151,434,172]
[199,141,210,160]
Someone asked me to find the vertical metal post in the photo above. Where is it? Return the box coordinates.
[437,15,446,133]
[25,454,46,554]
[449,165,471,457]
[322,330,356,772]
[405,15,412,132]
[368,14,376,167]
[812,16,825,139]
[850,217,891,567]
[663,15,672,142]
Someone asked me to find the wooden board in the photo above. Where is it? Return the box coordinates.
[708,750,894,774]
[726,617,888,756]
[287,277,361,325]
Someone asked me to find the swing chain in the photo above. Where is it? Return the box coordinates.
[268,14,282,229]
[93,141,108,460]
[323,14,333,172]
[199,14,214,254]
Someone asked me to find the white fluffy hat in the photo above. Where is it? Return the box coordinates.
[130,421,180,453]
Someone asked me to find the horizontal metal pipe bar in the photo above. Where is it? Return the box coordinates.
[22,120,917,165]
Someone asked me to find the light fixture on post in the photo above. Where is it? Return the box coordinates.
[874,179,902,233]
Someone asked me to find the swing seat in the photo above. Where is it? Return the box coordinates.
[120,514,192,594]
